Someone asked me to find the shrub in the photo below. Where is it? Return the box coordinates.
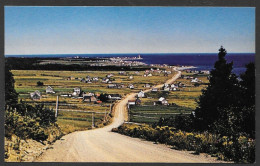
[114,123,255,163]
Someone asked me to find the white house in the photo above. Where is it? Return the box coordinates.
[158,97,168,105]
[191,78,198,83]
[108,94,121,100]
[92,77,99,82]
[46,86,55,94]
[129,75,134,79]
[164,87,170,91]
[137,90,145,98]
[102,78,110,83]
[144,84,151,88]
[72,87,81,97]
[129,84,134,89]
[83,92,94,97]
[147,73,153,77]
[171,84,178,88]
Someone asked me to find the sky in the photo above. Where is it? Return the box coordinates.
[5,7,255,55]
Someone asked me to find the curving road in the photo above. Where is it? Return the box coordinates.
[36,69,221,163]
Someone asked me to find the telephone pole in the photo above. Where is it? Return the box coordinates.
[55,96,59,118]
[92,112,95,128]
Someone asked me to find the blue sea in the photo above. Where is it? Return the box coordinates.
[6,53,255,75]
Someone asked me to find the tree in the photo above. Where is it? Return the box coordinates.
[239,62,255,107]
[37,81,44,86]
[194,46,240,132]
[5,63,18,108]
[99,93,109,102]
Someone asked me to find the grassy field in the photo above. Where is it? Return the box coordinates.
[56,110,106,134]
[12,69,176,133]
[129,105,192,123]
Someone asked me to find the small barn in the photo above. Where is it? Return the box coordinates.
[30,90,41,100]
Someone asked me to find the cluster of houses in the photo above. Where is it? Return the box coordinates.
[30,86,55,100]
[181,75,201,83]
[162,83,181,91]
[185,69,210,74]
[143,68,172,77]
[127,96,169,108]
[30,85,122,103]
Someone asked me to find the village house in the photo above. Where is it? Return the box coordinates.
[83,96,97,103]
[106,73,114,78]
[81,78,86,82]
[83,92,94,97]
[67,76,74,80]
[156,97,169,105]
[119,71,126,75]
[129,75,134,79]
[102,78,110,83]
[137,90,145,98]
[171,84,178,88]
[164,86,170,91]
[30,90,41,100]
[92,77,99,82]
[191,78,199,83]
[46,86,55,94]
[128,100,136,108]
[107,84,118,89]
[129,84,134,89]
[147,73,153,77]
[152,88,158,92]
[72,87,81,97]
[172,87,178,91]
[144,83,151,88]
[107,94,122,100]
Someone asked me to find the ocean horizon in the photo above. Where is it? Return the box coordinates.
[5,53,255,75]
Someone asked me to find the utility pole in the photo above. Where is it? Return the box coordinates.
[55,96,59,118]
[92,112,95,128]
[104,109,107,121]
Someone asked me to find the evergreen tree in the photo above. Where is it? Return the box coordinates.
[194,46,240,131]
[238,62,255,138]
[5,62,18,108]
[240,62,255,107]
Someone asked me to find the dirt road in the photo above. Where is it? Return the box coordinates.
[36,69,221,162]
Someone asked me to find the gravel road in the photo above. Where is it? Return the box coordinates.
[35,69,223,162]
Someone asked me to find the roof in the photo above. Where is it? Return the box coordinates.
[159,97,165,101]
